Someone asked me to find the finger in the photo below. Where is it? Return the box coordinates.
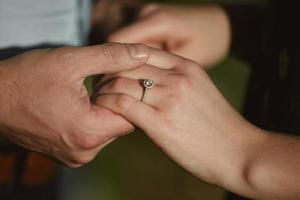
[110,29,185,69]
[74,137,117,166]
[100,64,171,85]
[172,44,203,65]
[136,40,163,49]
[139,4,161,18]
[85,137,116,158]
[94,94,160,133]
[146,47,185,69]
[118,64,171,82]
[86,105,135,141]
[96,77,163,105]
[58,43,150,77]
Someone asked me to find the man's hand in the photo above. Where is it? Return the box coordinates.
[0,43,149,167]
[109,4,231,67]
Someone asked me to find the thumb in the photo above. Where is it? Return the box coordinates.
[94,94,160,134]
[70,43,150,76]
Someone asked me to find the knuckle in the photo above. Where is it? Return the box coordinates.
[69,132,99,150]
[102,43,122,65]
[186,61,202,75]
[177,59,202,76]
[169,74,189,92]
[116,94,133,110]
[120,125,136,136]
[69,153,95,167]
[167,93,182,108]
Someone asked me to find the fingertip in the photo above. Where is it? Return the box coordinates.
[126,43,150,60]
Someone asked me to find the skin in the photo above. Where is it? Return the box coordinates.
[94,47,300,200]
[0,43,150,168]
[109,4,231,67]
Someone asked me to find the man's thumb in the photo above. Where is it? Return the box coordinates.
[77,43,150,76]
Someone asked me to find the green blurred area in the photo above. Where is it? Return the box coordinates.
[61,1,251,200]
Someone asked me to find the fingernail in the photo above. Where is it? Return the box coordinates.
[127,44,149,60]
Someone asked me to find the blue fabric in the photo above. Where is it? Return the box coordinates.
[0,0,91,48]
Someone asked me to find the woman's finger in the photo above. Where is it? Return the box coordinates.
[96,64,172,90]
[146,47,185,69]
[118,64,171,82]
[88,105,135,139]
[95,76,163,106]
[94,94,161,133]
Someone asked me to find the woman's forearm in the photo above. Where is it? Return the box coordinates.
[247,132,300,199]
[222,127,300,200]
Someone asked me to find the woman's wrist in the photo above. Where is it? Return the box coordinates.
[218,120,268,197]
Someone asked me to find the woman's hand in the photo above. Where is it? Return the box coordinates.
[109,4,231,67]
[94,48,266,194]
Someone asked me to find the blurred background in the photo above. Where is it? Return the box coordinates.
[59,0,264,200]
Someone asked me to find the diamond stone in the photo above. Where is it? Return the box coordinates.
[143,79,154,89]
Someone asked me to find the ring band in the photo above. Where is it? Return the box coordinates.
[141,79,154,102]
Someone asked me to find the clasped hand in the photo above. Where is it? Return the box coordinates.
[0,43,258,188]
[93,46,258,186]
